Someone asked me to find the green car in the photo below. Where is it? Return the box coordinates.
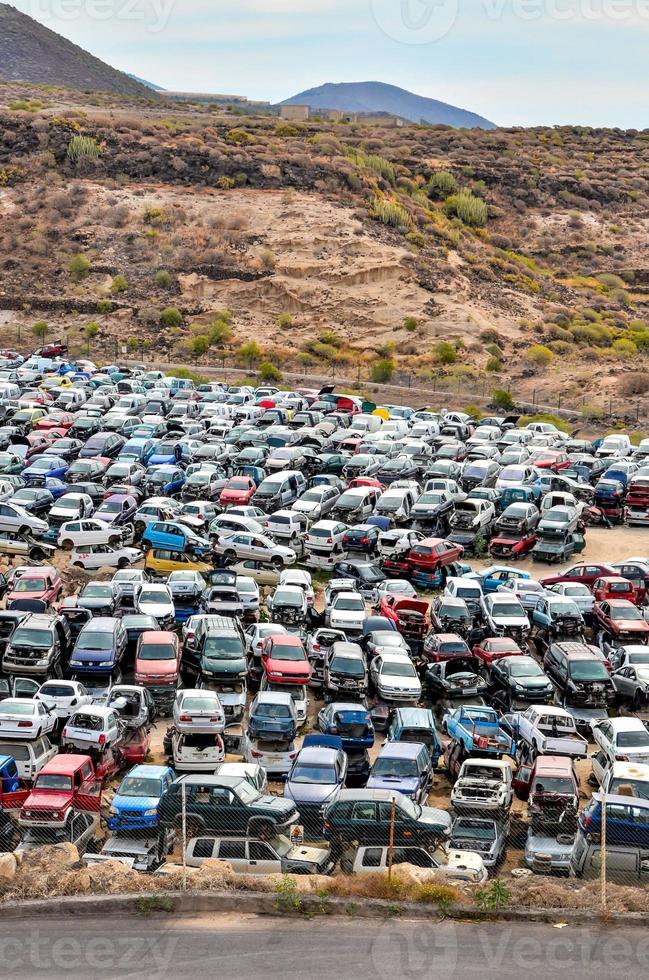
[323,789,451,848]
[159,775,299,837]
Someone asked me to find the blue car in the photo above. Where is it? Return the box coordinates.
[118,438,156,466]
[148,439,184,467]
[248,691,297,740]
[0,755,21,794]
[366,741,433,804]
[43,477,71,499]
[142,520,211,556]
[284,735,347,825]
[580,793,649,847]
[386,707,442,768]
[316,702,374,751]
[143,464,185,497]
[107,764,175,831]
[22,455,69,483]
[478,565,531,593]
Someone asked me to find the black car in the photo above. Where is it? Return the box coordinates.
[543,642,615,708]
[342,524,380,555]
[319,453,351,476]
[332,560,386,599]
[424,656,489,701]
[8,488,54,517]
[489,654,554,709]
[376,457,419,485]
[323,788,450,849]
[159,774,299,837]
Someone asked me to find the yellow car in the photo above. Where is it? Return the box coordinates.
[145,548,213,578]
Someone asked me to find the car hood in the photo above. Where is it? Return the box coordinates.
[367,774,420,793]
[72,648,116,663]
[257,794,295,813]
[135,658,177,677]
[137,601,174,617]
[287,843,331,863]
[284,782,339,804]
[491,614,529,626]
[516,676,552,689]
[25,790,71,810]
[418,807,452,833]
[113,794,159,811]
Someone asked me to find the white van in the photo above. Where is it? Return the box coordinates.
[0,736,57,781]
[55,388,87,411]
[596,434,632,459]
[350,414,383,435]
[0,383,21,403]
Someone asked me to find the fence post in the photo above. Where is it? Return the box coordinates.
[387,796,396,883]
[600,790,607,915]
[182,780,187,893]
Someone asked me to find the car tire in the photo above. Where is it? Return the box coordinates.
[109,535,120,547]
[73,561,84,569]
[18,525,29,536]
[272,555,284,569]
[117,558,129,569]
[223,550,236,565]
[61,539,74,551]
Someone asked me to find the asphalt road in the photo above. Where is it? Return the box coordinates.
[1,913,647,980]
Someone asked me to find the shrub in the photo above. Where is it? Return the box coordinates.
[464,404,483,420]
[277,312,293,329]
[110,275,128,294]
[160,307,182,328]
[371,198,411,230]
[403,316,418,332]
[190,335,209,356]
[226,128,255,145]
[486,355,502,372]
[444,191,488,228]
[582,403,604,421]
[96,300,112,315]
[84,321,99,342]
[492,388,514,410]
[619,373,649,396]
[525,344,554,369]
[435,341,457,365]
[371,358,396,383]
[69,253,91,282]
[208,319,233,346]
[143,207,167,226]
[67,135,100,163]
[259,249,277,271]
[155,270,172,288]
[259,361,282,383]
[239,341,262,368]
[427,170,456,200]
[613,338,637,358]
[32,321,48,341]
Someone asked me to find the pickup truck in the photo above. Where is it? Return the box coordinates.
[444,705,516,757]
[450,758,513,814]
[17,754,102,828]
[507,705,588,759]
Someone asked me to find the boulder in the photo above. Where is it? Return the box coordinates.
[21,843,80,872]
[0,852,17,881]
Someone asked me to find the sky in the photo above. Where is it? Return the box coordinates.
[13,0,649,127]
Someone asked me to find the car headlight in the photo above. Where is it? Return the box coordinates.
[37,658,49,666]
[143,808,158,817]
[69,659,81,667]
[109,806,118,815]
[98,661,113,667]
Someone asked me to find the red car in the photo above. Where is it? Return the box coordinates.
[261,633,312,685]
[219,475,256,507]
[528,449,570,472]
[121,728,151,766]
[592,576,639,606]
[592,599,649,642]
[540,562,618,589]
[134,631,181,691]
[377,595,430,642]
[348,477,385,491]
[407,537,464,573]
[6,566,62,609]
[473,636,524,667]
[35,342,69,358]
[488,532,537,560]
[421,632,472,663]
[18,754,101,828]
[35,413,75,432]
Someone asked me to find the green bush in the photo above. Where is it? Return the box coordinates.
[208,319,233,346]
[110,275,128,294]
[96,300,113,315]
[435,341,457,365]
[226,128,254,145]
[403,316,418,332]
[191,335,209,356]
[277,312,293,329]
[69,253,91,282]
[486,355,502,372]
[239,341,262,368]
[613,338,637,358]
[371,198,411,230]
[492,388,514,410]
[32,321,48,341]
[525,344,554,369]
[371,358,396,383]
[155,270,172,288]
[444,191,488,228]
[67,135,100,163]
[427,170,456,200]
[259,361,282,383]
[160,307,182,328]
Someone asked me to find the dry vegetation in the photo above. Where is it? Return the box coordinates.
[1,80,649,409]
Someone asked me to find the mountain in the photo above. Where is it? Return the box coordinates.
[280,81,495,129]
[0,4,154,97]
[127,74,165,91]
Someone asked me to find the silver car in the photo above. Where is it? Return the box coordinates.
[172,689,225,733]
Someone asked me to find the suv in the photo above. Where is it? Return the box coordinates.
[183,616,247,680]
[543,642,615,708]
[159,774,299,837]
[323,789,451,849]
[2,612,71,677]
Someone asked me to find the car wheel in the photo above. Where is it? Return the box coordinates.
[61,539,74,551]
[18,525,29,536]
[272,555,284,569]
[117,558,129,569]
[223,550,236,565]
[73,561,84,568]
[109,535,120,547]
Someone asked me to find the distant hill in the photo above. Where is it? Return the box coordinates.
[127,74,165,91]
[280,80,495,129]
[0,4,154,97]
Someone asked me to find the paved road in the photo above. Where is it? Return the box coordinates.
[0,913,647,980]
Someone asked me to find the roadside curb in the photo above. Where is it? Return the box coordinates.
[1,891,647,926]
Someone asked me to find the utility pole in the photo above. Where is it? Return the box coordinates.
[387,796,396,883]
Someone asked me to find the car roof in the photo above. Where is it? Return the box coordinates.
[126,764,172,777]
[41,753,92,774]
[376,741,425,759]
[255,691,294,705]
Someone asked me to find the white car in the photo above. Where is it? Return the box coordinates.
[369,652,422,703]
[171,730,225,772]
[591,716,649,767]
[242,732,296,778]
[235,575,260,614]
[546,581,595,616]
[0,698,57,739]
[61,705,123,752]
[279,568,315,607]
[327,591,366,634]
[376,528,423,558]
[215,532,296,567]
[244,622,288,658]
[71,543,143,570]
[209,514,266,538]
[49,493,95,524]
[291,485,340,520]
[481,594,530,640]
[172,689,225,734]
[266,585,308,620]
[36,680,92,720]
[213,761,268,795]
[59,519,125,550]
[135,583,175,627]
[375,579,418,605]
[0,502,47,536]
[304,519,348,553]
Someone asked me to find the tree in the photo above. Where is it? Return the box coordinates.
[191,335,209,357]
[69,253,91,282]
[491,388,514,410]
[259,361,282,383]
[110,275,128,294]
[371,358,396,383]
[126,337,139,353]
[84,321,99,353]
[160,307,182,328]
[239,341,262,370]
[32,320,48,342]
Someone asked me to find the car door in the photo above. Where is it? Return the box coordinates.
[216,838,248,872]
[591,748,608,786]
[614,667,634,699]
[247,840,282,874]
[351,800,378,840]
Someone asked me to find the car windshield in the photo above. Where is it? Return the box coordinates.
[76,632,114,651]
[139,643,176,661]
[618,731,649,748]
[330,656,365,676]
[533,777,575,794]
[609,778,649,799]
[569,661,609,681]
[550,602,579,616]
[372,757,418,777]
[382,661,417,678]
[453,821,496,841]
[0,701,34,715]
[57,497,81,509]
[40,684,75,697]
[628,652,649,665]
[11,628,51,648]
[334,597,364,611]
[255,703,291,718]
[13,577,47,593]
[612,606,643,621]
[203,637,244,659]
[82,585,112,598]
[35,774,73,791]
[290,764,337,784]
[359,566,384,583]
[492,602,523,617]
[118,776,162,798]
[182,697,220,711]
[270,643,304,661]
[508,661,542,677]
[139,590,169,604]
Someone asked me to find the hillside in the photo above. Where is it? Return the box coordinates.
[0,83,647,420]
[280,81,495,129]
[0,4,153,97]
